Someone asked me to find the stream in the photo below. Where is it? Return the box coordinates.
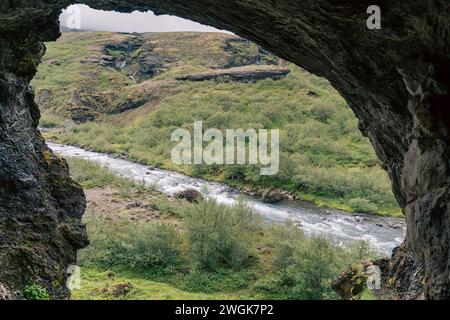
[48,142,406,255]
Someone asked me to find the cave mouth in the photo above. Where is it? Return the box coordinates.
[1,1,449,300]
[31,4,406,299]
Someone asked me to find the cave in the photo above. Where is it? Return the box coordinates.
[0,1,449,299]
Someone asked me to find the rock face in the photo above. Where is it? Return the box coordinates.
[222,38,280,68]
[0,1,449,299]
[176,66,290,83]
[103,36,170,82]
[0,7,89,299]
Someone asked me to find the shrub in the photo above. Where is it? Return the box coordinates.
[349,197,378,214]
[261,231,377,300]
[116,223,182,270]
[283,237,342,300]
[23,284,50,300]
[79,217,182,273]
[185,199,261,271]
[346,240,379,262]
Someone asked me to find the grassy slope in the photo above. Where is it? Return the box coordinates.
[33,31,401,217]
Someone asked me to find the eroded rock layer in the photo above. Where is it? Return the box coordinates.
[0,1,449,299]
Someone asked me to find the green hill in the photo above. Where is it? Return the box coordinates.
[32,31,401,217]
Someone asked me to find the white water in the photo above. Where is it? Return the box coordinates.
[49,143,406,255]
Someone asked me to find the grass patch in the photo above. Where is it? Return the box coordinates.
[72,267,241,300]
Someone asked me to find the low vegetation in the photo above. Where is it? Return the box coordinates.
[67,158,379,300]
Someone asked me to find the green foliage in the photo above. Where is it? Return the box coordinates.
[181,269,258,293]
[347,240,378,261]
[118,223,182,270]
[185,199,261,271]
[281,237,343,300]
[23,284,50,300]
[253,223,378,300]
[79,217,182,273]
[348,197,379,214]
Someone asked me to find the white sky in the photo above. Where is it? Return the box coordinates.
[59,4,229,33]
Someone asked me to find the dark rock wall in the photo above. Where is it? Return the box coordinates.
[1,0,448,299]
[0,4,88,299]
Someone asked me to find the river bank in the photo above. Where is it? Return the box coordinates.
[49,142,405,255]
[66,156,383,300]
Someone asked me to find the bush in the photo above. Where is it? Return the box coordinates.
[349,197,378,214]
[260,231,377,300]
[185,199,261,271]
[346,240,379,261]
[283,237,341,300]
[116,223,182,270]
[79,217,182,273]
[23,284,50,300]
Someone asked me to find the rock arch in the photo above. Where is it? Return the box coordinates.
[0,1,448,299]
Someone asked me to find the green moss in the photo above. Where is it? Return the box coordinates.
[23,284,50,300]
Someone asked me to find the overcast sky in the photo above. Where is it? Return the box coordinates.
[59,4,229,33]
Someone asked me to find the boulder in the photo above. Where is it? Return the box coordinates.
[261,188,284,203]
[174,189,204,203]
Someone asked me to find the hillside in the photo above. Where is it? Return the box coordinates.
[32,31,400,216]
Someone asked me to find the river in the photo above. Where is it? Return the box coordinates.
[48,143,406,255]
